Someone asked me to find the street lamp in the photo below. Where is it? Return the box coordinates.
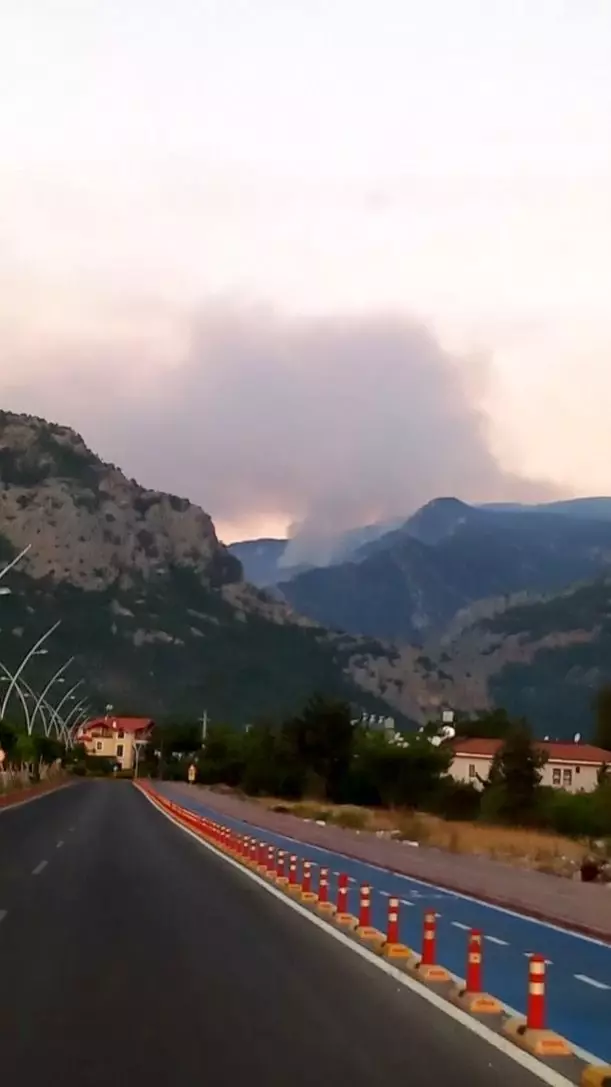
[0,620,61,721]
[29,657,74,733]
[0,663,33,732]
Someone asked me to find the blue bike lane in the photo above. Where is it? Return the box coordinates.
[157,782,611,1064]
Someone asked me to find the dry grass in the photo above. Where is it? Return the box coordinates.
[257,796,590,876]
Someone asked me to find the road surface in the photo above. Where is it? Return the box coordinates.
[0,780,562,1086]
[159,781,611,1064]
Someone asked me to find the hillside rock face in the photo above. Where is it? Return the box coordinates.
[0,411,409,725]
[0,412,240,590]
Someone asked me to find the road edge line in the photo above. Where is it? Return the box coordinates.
[136,783,581,1087]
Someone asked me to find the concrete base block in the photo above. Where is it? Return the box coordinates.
[581,1066,611,1086]
[356,927,386,950]
[334,912,359,930]
[379,942,415,962]
[503,1018,573,1057]
[451,987,503,1015]
[286,884,302,896]
[300,891,318,904]
[275,876,289,888]
[316,901,337,916]
[411,961,451,983]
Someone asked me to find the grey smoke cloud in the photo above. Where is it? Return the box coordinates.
[1,300,560,561]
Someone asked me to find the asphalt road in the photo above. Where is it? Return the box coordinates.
[159,781,611,1063]
[0,781,560,1087]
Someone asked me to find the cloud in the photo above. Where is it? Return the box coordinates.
[0,296,562,561]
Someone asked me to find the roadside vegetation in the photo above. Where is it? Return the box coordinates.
[144,692,611,872]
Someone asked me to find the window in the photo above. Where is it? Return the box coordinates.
[96,741,103,752]
[552,768,561,786]
[575,765,580,774]
[468,764,476,778]
[117,730,124,739]
[562,768,573,787]
[116,744,124,757]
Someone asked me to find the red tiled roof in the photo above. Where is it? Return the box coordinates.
[451,737,610,764]
[79,717,153,735]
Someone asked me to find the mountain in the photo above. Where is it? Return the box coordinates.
[277,498,611,643]
[228,518,403,586]
[481,497,611,521]
[0,411,410,726]
[428,576,611,738]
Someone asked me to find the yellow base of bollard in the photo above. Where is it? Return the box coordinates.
[451,987,503,1015]
[286,883,302,896]
[334,912,359,930]
[503,1018,573,1057]
[316,901,337,916]
[275,876,289,887]
[411,961,451,983]
[300,890,318,904]
[356,926,386,949]
[379,942,415,961]
[581,1066,611,1086]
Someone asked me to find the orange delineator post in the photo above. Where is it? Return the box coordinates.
[301,860,318,904]
[287,854,300,894]
[316,867,336,913]
[387,897,400,945]
[276,850,288,884]
[465,930,482,993]
[421,910,436,966]
[358,884,371,928]
[337,873,349,913]
[356,884,384,946]
[527,955,546,1030]
[265,845,276,875]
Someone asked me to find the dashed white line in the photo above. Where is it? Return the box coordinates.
[524,953,553,965]
[56,840,64,849]
[451,921,471,931]
[574,974,611,991]
[32,860,48,876]
[399,898,415,907]
[485,936,509,946]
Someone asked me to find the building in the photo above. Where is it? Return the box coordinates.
[77,716,154,771]
[449,737,610,794]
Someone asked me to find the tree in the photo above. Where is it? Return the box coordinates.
[481,720,546,824]
[455,708,514,741]
[284,695,356,800]
[593,686,611,752]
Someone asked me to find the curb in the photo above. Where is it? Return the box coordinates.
[139,783,609,1086]
[0,778,71,813]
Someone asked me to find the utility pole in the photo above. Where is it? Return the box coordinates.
[200,709,208,746]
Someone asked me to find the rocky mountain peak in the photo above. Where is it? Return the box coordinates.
[0,411,241,591]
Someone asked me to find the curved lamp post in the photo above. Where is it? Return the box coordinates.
[0,621,61,722]
[29,657,74,733]
[0,662,34,732]
[0,544,31,585]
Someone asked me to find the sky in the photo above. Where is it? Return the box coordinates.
[1,0,610,546]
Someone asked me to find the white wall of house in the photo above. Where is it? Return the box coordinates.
[450,754,600,793]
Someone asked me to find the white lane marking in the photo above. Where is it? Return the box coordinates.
[524,953,553,965]
[0,910,7,924]
[486,936,509,946]
[399,898,415,907]
[180,796,611,951]
[451,921,470,931]
[575,974,611,991]
[32,860,48,876]
[56,840,64,849]
[139,788,586,1084]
